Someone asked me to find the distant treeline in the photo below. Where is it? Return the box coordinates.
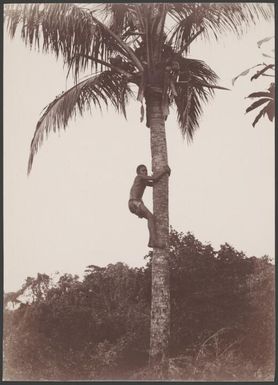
[3,229,274,381]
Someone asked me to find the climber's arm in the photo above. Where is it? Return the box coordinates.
[140,166,171,185]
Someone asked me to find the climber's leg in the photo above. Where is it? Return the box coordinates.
[139,204,165,249]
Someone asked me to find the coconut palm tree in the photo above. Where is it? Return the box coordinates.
[5,3,273,377]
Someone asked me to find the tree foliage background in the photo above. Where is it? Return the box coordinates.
[3,229,274,381]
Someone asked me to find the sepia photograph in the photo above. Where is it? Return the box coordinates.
[3,2,275,381]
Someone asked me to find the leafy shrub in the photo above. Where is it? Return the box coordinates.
[3,229,274,380]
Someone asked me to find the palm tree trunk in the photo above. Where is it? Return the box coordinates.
[146,94,170,378]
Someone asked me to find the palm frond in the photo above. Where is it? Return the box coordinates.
[103,3,140,39]
[151,3,168,62]
[174,58,219,139]
[178,81,229,91]
[168,3,274,53]
[69,54,133,79]
[179,57,219,87]
[27,71,133,173]
[167,5,203,53]
[175,87,203,140]
[89,12,143,72]
[4,3,142,79]
[201,3,273,38]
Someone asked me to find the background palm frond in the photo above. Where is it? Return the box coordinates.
[27,71,133,173]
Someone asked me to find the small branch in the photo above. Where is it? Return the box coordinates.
[251,64,275,81]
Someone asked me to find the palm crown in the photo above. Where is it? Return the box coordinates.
[5,3,273,172]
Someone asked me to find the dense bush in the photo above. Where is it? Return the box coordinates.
[3,229,274,381]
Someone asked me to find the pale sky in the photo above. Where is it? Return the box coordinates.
[4,11,275,292]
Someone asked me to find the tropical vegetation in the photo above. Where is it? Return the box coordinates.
[233,36,275,126]
[4,229,274,381]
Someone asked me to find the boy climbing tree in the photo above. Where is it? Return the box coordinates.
[129,165,171,248]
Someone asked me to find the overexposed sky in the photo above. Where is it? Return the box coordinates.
[4,10,274,292]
